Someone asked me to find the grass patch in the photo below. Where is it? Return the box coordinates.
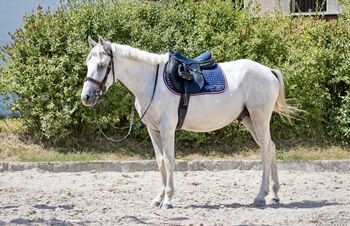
[277,146,350,160]
[3,149,145,162]
[0,118,22,133]
[180,146,350,161]
[0,119,349,162]
[0,118,152,162]
[178,149,260,160]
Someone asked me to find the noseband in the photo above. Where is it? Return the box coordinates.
[84,45,115,96]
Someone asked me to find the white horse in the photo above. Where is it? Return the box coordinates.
[81,37,294,209]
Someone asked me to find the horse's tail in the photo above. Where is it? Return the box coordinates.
[271,69,300,118]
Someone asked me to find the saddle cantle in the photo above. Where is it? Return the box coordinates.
[166,51,216,93]
[172,51,214,66]
[193,51,212,62]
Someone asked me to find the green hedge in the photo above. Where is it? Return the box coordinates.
[0,0,349,147]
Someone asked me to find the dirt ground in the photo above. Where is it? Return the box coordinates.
[0,169,349,225]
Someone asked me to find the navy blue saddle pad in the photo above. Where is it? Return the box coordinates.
[163,64,227,95]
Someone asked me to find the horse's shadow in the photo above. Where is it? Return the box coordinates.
[32,204,74,210]
[185,200,339,210]
[7,217,77,226]
[1,203,84,226]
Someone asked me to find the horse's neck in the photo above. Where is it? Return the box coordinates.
[116,57,158,106]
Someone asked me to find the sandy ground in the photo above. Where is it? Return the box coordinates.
[0,169,349,225]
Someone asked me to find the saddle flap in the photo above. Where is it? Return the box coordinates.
[192,71,204,89]
[166,63,204,93]
[186,63,204,89]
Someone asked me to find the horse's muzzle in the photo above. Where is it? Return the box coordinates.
[81,92,97,107]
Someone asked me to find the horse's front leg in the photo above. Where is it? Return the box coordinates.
[159,127,176,209]
[147,127,166,207]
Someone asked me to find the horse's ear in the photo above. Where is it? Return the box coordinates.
[98,35,106,45]
[97,35,111,53]
[88,36,97,49]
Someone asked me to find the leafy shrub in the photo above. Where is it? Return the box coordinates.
[331,91,350,143]
[0,0,349,146]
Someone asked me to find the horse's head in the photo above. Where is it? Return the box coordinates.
[81,36,115,107]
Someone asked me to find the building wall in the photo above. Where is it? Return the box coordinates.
[0,0,60,116]
[244,0,343,15]
[244,0,290,14]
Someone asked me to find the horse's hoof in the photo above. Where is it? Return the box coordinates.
[270,197,280,204]
[159,202,173,209]
[150,200,161,208]
[253,198,266,207]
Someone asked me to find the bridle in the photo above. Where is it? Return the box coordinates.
[83,44,160,142]
[84,44,115,97]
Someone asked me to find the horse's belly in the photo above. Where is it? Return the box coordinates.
[181,91,244,132]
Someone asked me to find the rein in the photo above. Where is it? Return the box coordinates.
[86,47,160,142]
[93,106,135,142]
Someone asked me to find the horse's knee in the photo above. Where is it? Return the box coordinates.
[164,156,175,169]
[164,156,174,163]
[156,157,165,169]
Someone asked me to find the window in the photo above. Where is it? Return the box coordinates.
[291,0,327,13]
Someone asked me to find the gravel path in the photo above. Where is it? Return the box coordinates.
[0,169,349,225]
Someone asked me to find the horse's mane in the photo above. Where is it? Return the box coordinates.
[112,43,169,65]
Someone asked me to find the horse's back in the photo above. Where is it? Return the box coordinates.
[220,59,276,81]
[221,59,279,92]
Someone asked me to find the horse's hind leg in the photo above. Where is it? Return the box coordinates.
[147,127,166,207]
[244,112,280,205]
[270,143,280,204]
[249,108,275,207]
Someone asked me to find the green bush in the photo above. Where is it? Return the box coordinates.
[0,0,349,146]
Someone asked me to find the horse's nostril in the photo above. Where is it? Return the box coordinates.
[85,94,90,101]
